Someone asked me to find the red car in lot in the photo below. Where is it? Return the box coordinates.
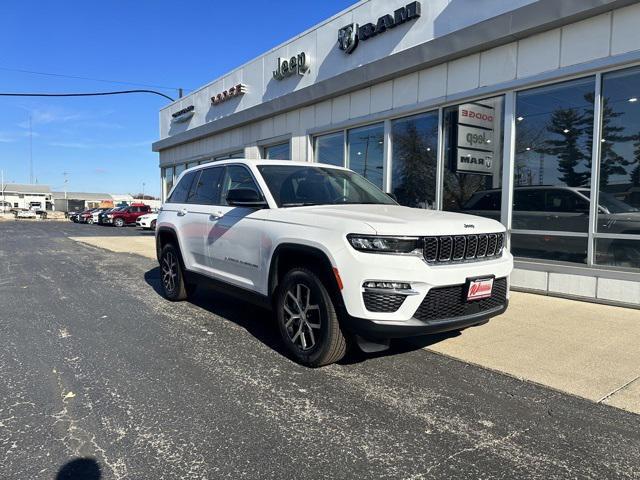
[104,203,151,227]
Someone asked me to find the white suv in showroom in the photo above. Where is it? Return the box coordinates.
[156,160,513,367]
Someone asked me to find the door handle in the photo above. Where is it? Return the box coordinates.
[209,211,224,220]
[177,208,188,217]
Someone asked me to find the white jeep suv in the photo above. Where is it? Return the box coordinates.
[156,160,513,367]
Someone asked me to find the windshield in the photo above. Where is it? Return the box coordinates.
[257,165,397,208]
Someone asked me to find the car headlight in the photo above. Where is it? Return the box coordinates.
[107,214,113,218]
[347,234,421,254]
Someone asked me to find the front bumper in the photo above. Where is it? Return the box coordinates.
[333,245,513,338]
[345,300,508,338]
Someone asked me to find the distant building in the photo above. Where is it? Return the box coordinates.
[52,191,115,212]
[0,184,52,211]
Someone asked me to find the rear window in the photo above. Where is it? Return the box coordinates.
[167,171,197,203]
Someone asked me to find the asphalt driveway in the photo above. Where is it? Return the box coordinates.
[1,221,639,479]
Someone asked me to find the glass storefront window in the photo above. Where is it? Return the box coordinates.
[174,163,186,179]
[314,132,344,166]
[391,111,438,209]
[263,142,290,160]
[347,123,384,189]
[215,150,244,161]
[163,166,175,199]
[513,78,595,232]
[595,238,640,270]
[443,96,504,223]
[597,68,640,236]
[511,233,588,264]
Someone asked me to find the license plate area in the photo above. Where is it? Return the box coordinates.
[466,277,494,301]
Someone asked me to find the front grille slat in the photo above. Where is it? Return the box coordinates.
[414,278,508,322]
[423,232,504,264]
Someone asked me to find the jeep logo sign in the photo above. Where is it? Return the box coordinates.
[337,2,421,54]
[273,52,309,81]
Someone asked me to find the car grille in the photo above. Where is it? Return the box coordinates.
[423,233,504,264]
[413,278,508,323]
[363,292,406,313]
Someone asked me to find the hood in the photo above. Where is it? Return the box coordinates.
[278,204,505,236]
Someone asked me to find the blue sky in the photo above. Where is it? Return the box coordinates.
[0,0,353,196]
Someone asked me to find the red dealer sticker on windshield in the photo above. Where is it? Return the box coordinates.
[467,278,494,301]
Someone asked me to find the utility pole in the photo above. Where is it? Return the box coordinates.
[1,169,4,212]
[29,115,34,184]
[142,182,146,199]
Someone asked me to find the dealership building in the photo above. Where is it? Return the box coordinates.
[153,0,640,308]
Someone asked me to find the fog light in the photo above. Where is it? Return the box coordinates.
[363,281,411,290]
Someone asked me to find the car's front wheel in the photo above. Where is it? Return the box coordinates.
[150,219,157,230]
[114,217,125,227]
[276,268,347,367]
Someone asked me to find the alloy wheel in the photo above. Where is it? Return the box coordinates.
[283,283,321,351]
[161,251,178,294]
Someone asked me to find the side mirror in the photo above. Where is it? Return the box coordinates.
[226,188,268,208]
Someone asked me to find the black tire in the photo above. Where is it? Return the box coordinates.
[114,217,125,227]
[159,244,189,301]
[87,218,94,225]
[150,219,157,230]
[275,268,347,367]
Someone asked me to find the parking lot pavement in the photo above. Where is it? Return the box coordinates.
[71,224,640,415]
[2,222,640,479]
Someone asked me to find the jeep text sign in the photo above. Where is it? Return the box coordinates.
[457,125,494,152]
[273,52,309,81]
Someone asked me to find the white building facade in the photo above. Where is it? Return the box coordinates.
[153,0,640,308]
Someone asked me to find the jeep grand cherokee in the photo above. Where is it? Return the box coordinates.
[156,160,513,367]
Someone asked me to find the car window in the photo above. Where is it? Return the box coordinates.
[465,192,501,211]
[544,190,589,213]
[514,190,545,211]
[167,171,197,204]
[220,165,261,206]
[187,167,223,205]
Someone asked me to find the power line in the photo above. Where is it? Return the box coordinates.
[0,89,175,101]
[0,66,187,92]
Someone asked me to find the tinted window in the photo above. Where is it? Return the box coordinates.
[348,123,384,189]
[443,96,504,220]
[263,142,290,160]
[187,168,223,205]
[597,67,640,235]
[392,111,438,209]
[167,171,197,204]
[514,77,595,231]
[220,166,261,205]
[314,132,344,166]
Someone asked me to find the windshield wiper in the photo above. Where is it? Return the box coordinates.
[281,202,326,207]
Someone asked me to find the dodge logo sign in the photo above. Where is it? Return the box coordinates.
[338,23,359,54]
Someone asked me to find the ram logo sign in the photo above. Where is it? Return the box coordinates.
[337,2,421,54]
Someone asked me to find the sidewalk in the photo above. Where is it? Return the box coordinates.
[71,235,640,414]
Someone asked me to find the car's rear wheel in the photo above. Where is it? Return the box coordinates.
[160,244,189,301]
[276,268,347,367]
[114,217,125,227]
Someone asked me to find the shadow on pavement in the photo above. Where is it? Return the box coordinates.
[56,458,101,479]
[143,267,455,365]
